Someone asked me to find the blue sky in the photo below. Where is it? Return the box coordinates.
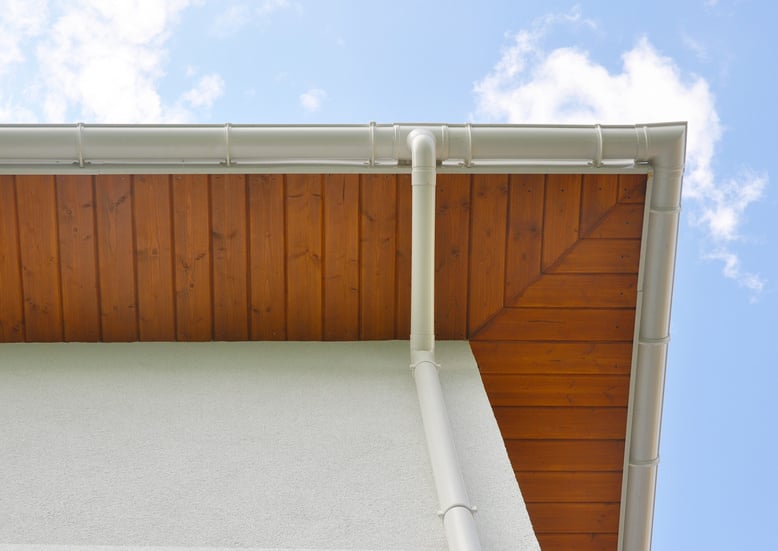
[1,0,775,547]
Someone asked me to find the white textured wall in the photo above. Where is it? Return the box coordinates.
[0,341,538,551]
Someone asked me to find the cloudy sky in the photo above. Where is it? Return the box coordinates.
[1,0,775,548]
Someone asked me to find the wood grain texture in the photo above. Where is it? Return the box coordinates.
[56,175,100,341]
[468,174,508,333]
[516,471,623,503]
[359,174,396,339]
[435,174,470,339]
[286,174,322,340]
[0,176,25,341]
[173,174,212,341]
[482,374,629,407]
[580,174,618,236]
[586,204,644,239]
[211,174,248,340]
[536,533,618,551]
[248,174,286,340]
[395,175,412,339]
[133,174,176,341]
[16,176,63,341]
[505,174,544,301]
[494,407,628,440]
[505,439,625,472]
[542,174,581,270]
[470,342,633,375]
[323,174,360,340]
[476,308,635,342]
[510,274,637,308]
[618,173,647,204]
[549,239,641,274]
[529,502,620,534]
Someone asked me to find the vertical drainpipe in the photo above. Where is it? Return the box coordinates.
[408,130,482,551]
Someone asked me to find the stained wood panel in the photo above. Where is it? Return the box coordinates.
[494,407,628,440]
[586,204,644,239]
[470,342,633,375]
[16,175,63,341]
[248,174,286,339]
[505,440,625,472]
[211,174,248,340]
[549,239,641,274]
[360,174,396,339]
[468,174,508,333]
[56,175,100,341]
[323,174,360,340]
[580,174,618,236]
[476,308,635,342]
[537,533,618,551]
[516,472,623,503]
[173,174,211,341]
[286,174,322,340]
[482,374,629,407]
[529,502,621,533]
[511,274,637,308]
[133,174,176,341]
[618,173,647,203]
[0,176,24,341]
[542,174,581,270]
[505,174,544,301]
[395,175,412,339]
[435,174,470,339]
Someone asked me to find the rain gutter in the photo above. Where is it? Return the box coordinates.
[0,122,687,550]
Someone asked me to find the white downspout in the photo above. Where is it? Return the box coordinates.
[408,130,482,551]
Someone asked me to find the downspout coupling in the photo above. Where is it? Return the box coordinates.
[408,130,482,551]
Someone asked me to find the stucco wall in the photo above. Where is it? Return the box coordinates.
[0,341,538,551]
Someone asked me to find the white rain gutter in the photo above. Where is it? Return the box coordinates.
[408,130,481,551]
[0,122,686,550]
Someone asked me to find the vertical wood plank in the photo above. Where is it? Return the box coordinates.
[617,173,647,203]
[134,174,176,341]
[16,176,63,341]
[580,174,618,236]
[435,174,470,339]
[95,175,137,341]
[173,174,212,341]
[468,174,508,334]
[395,174,412,339]
[322,174,360,340]
[542,174,582,270]
[56,175,100,341]
[505,174,544,302]
[248,174,286,340]
[211,174,248,341]
[286,174,322,340]
[360,174,396,339]
[0,176,25,341]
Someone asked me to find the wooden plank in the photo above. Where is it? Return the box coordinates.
[550,239,641,274]
[483,374,629,407]
[133,174,176,341]
[505,174,544,301]
[617,173,647,203]
[580,174,618,236]
[528,502,620,534]
[475,308,635,342]
[494,407,628,439]
[542,174,581,270]
[510,274,637,308]
[395,175,412,339]
[16,176,63,341]
[435,174,470,339]
[95,175,137,341]
[56,175,100,341]
[322,174,360,340]
[536,533,618,551]
[470,342,633,375]
[516,471,623,503]
[172,174,212,341]
[211,174,248,341]
[586,204,644,239]
[248,175,286,340]
[505,439,625,471]
[468,174,508,333]
[286,174,322,340]
[0,176,24,341]
[359,174,396,339]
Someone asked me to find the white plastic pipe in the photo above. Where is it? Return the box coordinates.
[408,130,482,551]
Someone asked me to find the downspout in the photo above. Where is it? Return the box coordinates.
[408,130,482,551]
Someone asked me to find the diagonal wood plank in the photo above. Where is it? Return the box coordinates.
[542,174,581,271]
[618,173,647,204]
[580,174,619,236]
[585,203,644,239]
[548,239,641,274]
[505,174,544,303]
[511,274,637,308]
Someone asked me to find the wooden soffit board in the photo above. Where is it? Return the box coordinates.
[0,172,647,550]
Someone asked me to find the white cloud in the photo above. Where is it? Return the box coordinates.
[473,9,767,296]
[300,87,327,112]
[182,73,225,108]
[211,0,294,35]
[0,0,49,72]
